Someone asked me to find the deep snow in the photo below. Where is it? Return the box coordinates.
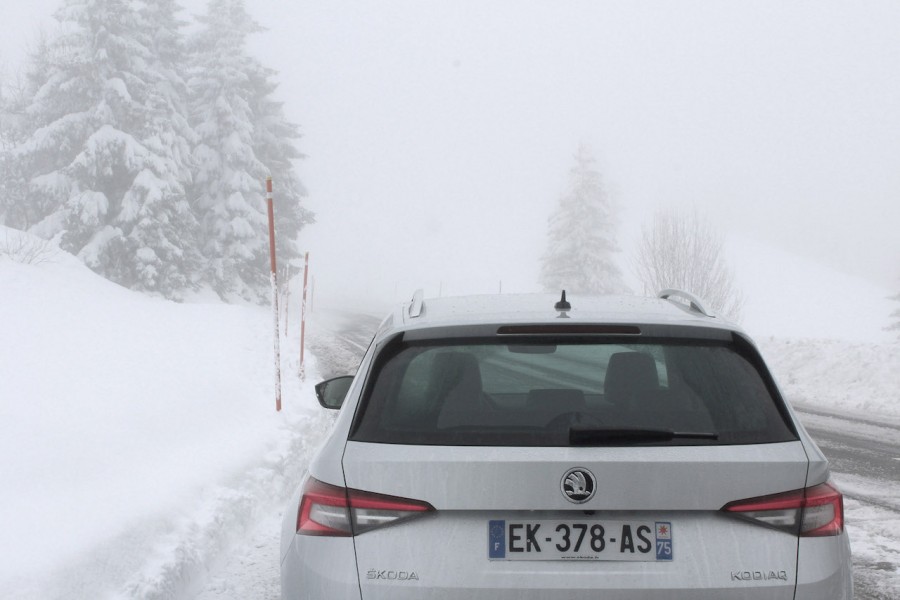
[1,225,898,598]
[760,338,900,419]
[0,227,332,598]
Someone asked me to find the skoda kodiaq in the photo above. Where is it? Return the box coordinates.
[280,290,852,599]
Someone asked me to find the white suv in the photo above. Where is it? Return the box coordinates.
[281,290,852,599]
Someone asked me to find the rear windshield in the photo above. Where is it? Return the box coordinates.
[350,339,798,446]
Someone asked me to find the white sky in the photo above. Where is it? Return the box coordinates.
[3,0,900,309]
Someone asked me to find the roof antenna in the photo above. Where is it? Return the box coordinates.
[554,290,571,318]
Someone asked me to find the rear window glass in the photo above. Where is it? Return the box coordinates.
[350,340,797,446]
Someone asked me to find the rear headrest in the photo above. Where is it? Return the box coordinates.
[428,351,483,398]
[604,352,659,405]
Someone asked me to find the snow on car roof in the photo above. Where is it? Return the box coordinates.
[384,292,734,336]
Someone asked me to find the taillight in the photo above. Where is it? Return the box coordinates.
[722,481,844,537]
[296,477,434,537]
[296,478,354,536]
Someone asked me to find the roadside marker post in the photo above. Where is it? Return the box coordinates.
[299,252,309,381]
[266,175,282,411]
[280,262,293,337]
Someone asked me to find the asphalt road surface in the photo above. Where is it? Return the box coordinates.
[793,405,900,599]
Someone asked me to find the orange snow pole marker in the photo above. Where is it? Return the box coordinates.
[266,176,282,411]
[299,252,309,380]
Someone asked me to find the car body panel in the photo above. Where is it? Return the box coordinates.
[353,512,797,599]
[343,441,807,598]
[795,535,854,598]
[341,442,810,511]
[281,533,360,600]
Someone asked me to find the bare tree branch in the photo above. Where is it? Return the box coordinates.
[632,207,744,321]
[1,229,59,265]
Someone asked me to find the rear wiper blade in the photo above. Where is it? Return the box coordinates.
[569,427,719,446]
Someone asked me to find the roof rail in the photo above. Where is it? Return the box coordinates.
[657,289,715,318]
[408,289,425,318]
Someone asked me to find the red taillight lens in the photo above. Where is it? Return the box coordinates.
[722,481,844,537]
[800,482,844,537]
[296,477,434,537]
[296,477,353,536]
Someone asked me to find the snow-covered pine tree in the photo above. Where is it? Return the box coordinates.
[888,290,900,338]
[0,70,15,224]
[188,0,311,302]
[0,67,14,155]
[0,36,52,228]
[247,66,315,272]
[539,144,628,295]
[0,76,10,225]
[6,0,200,298]
[120,0,201,295]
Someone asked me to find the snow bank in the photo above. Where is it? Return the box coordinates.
[726,234,895,343]
[720,234,900,417]
[0,227,330,598]
[758,337,900,419]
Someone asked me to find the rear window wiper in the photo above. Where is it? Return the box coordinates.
[569,427,719,446]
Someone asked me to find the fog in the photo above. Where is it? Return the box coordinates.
[5,1,900,310]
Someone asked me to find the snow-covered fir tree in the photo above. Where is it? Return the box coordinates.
[248,66,315,272]
[0,37,51,227]
[188,0,312,302]
[889,290,900,338]
[0,72,15,223]
[540,144,628,295]
[5,0,201,298]
[0,69,15,155]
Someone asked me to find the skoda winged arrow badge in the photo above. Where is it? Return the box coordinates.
[561,467,596,503]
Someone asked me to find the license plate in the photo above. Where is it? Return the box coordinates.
[488,520,673,561]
